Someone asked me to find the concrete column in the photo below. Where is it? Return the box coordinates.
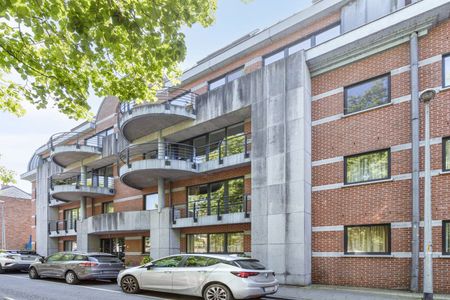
[157,135,165,160]
[80,165,87,186]
[158,177,165,212]
[80,197,86,220]
[251,50,311,285]
[150,208,180,259]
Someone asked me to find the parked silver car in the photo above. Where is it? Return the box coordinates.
[0,250,41,273]
[29,252,125,284]
[118,254,278,300]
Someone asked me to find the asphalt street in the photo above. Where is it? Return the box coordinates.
[0,272,278,300]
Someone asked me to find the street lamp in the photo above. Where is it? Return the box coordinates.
[420,88,438,300]
[0,200,4,250]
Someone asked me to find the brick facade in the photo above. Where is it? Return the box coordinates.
[0,195,32,250]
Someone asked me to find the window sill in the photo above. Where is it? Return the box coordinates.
[440,170,450,175]
[439,85,450,93]
[343,254,392,258]
[342,178,393,188]
[342,102,392,118]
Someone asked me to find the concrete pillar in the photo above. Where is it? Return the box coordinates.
[150,208,180,259]
[251,50,311,285]
[157,135,165,160]
[80,165,87,186]
[80,197,86,220]
[158,177,165,212]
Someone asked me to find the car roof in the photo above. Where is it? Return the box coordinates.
[162,253,254,262]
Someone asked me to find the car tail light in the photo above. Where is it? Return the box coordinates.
[231,271,259,278]
[78,262,98,267]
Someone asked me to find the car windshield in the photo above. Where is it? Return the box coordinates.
[90,255,122,263]
[234,259,266,270]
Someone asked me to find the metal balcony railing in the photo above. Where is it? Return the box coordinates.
[48,219,78,234]
[49,172,115,190]
[195,132,251,164]
[118,87,197,115]
[48,131,104,151]
[118,141,197,169]
[172,194,251,224]
[118,132,252,173]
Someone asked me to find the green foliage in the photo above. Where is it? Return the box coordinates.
[0,155,16,185]
[140,255,152,265]
[0,0,217,119]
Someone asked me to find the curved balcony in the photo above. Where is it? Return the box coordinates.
[80,210,152,234]
[48,132,103,167]
[49,172,115,202]
[118,88,197,142]
[118,142,197,189]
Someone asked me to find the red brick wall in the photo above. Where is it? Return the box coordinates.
[310,18,450,293]
[0,196,32,250]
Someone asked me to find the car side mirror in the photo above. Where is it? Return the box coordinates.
[146,263,154,270]
[39,257,45,263]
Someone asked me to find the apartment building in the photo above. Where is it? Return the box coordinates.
[0,186,33,250]
[22,0,450,293]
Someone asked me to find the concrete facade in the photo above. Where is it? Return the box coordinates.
[21,0,450,294]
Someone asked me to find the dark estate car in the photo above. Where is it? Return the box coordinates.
[28,252,125,284]
[0,250,41,273]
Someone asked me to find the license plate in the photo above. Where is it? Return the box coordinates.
[264,286,277,293]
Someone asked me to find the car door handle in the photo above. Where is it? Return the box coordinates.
[197,271,207,273]
[164,271,172,273]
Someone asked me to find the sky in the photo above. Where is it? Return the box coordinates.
[0,0,311,193]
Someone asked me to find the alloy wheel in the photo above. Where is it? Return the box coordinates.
[205,285,229,300]
[65,271,78,284]
[121,276,139,294]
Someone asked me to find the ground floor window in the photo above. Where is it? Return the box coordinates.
[102,201,114,214]
[344,224,390,255]
[63,240,77,251]
[443,221,450,255]
[142,236,151,254]
[187,232,244,254]
[100,237,125,260]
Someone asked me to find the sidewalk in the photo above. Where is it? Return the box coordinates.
[267,285,450,300]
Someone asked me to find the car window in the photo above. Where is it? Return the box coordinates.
[184,256,223,267]
[89,255,122,263]
[73,255,88,261]
[46,253,64,262]
[61,254,75,261]
[152,256,183,268]
[234,259,266,270]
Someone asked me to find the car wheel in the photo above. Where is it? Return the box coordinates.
[0,265,5,274]
[203,283,234,300]
[120,275,140,294]
[29,267,40,279]
[65,271,80,285]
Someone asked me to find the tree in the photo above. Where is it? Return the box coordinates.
[0,0,217,119]
[0,0,217,184]
[0,155,16,185]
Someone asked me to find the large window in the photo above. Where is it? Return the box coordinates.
[100,237,125,260]
[443,221,450,255]
[64,208,79,230]
[85,127,114,147]
[341,0,417,33]
[264,23,341,66]
[444,55,450,88]
[183,123,246,163]
[187,177,244,217]
[344,224,391,255]
[102,201,114,214]
[187,232,244,254]
[344,75,390,114]
[345,149,390,184]
[144,193,158,211]
[142,237,151,254]
[444,138,450,171]
[63,240,77,252]
[209,67,245,91]
[89,165,114,188]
